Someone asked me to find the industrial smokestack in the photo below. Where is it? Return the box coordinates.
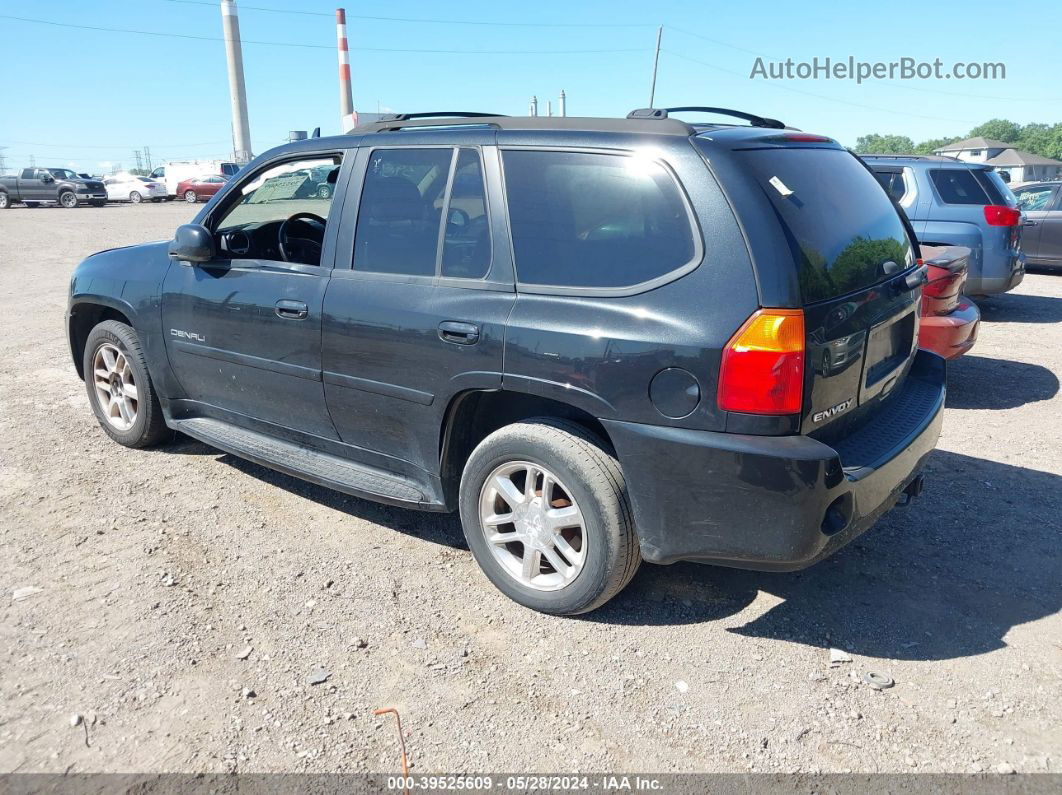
[546,100,553,117]
[559,89,567,117]
[337,9,357,132]
[529,95,538,117]
[220,0,253,164]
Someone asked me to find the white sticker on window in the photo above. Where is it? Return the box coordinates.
[769,176,794,197]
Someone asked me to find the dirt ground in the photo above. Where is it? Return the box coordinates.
[0,202,1059,775]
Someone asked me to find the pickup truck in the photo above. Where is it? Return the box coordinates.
[0,168,107,209]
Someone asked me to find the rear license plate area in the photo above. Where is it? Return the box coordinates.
[862,308,916,401]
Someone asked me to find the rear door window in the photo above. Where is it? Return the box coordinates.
[929,168,991,205]
[501,150,697,290]
[872,168,907,202]
[1015,185,1057,212]
[741,148,914,304]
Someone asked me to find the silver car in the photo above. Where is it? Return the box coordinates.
[1012,182,1062,270]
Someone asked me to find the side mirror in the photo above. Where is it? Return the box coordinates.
[169,224,216,263]
[40,174,54,184]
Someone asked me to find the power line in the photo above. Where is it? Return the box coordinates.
[160,0,651,27]
[0,14,645,53]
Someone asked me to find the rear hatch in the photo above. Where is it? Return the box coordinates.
[733,143,922,445]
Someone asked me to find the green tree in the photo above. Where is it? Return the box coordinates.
[913,137,959,155]
[854,134,916,154]
[968,118,1022,144]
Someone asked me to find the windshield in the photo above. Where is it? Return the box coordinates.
[48,169,79,180]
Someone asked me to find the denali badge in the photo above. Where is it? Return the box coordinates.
[170,329,206,342]
[813,398,854,423]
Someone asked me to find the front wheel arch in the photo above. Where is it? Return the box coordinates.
[69,301,135,380]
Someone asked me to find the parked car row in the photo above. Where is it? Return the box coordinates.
[0,168,229,207]
[67,107,955,614]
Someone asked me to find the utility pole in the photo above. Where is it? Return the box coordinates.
[0,147,7,174]
[649,25,663,108]
[134,150,143,173]
[220,0,253,164]
[29,154,35,168]
[546,99,553,117]
[336,9,356,132]
[529,95,538,117]
[144,146,153,172]
[559,89,567,117]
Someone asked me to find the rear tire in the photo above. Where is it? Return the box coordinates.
[59,191,78,208]
[83,320,170,448]
[129,191,142,204]
[0,192,9,209]
[184,190,197,203]
[459,419,640,615]
[90,200,105,207]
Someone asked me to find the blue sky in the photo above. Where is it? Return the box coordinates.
[1,0,1059,172]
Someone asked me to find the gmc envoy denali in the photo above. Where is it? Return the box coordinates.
[67,108,945,615]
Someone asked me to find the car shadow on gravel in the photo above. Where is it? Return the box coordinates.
[590,450,1062,662]
[946,354,1059,409]
[163,434,468,548]
[975,292,1062,324]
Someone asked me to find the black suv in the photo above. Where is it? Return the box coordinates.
[67,108,944,615]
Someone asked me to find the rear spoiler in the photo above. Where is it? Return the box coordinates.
[919,245,971,274]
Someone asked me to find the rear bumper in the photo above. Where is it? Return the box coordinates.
[604,350,946,569]
[918,299,979,360]
[966,250,1024,295]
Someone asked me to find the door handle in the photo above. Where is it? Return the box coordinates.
[438,321,480,345]
[275,299,308,320]
[1023,219,1038,227]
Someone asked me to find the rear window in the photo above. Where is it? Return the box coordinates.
[929,168,994,205]
[502,150,697,290]
[743,148,914,304]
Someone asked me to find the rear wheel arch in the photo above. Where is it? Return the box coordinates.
[69,302,135,379]
[438,389,614,508]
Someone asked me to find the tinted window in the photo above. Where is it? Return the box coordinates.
[872,169,907,202]
[742,148,914,304]
[930,169,991,205]
[1015,186,1057,212]
[21,169,34,180]
[442,149,491,279]
[353,148,452,276]
[502,150,696,289]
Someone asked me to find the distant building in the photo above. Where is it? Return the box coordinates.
[934,136,1062,184]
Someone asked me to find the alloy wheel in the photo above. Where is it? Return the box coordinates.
[478,461,587,591]
[92,343,139,431]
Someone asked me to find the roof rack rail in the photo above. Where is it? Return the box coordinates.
[376,112,506,122]
[628,106,785,130]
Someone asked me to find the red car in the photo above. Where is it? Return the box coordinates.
[176,174,227,203]
[918,244,979,359]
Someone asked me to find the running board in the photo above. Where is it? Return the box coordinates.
[173,417,431,507]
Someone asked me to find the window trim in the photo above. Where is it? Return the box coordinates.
[498,145,704,298]
[348,144,499,286]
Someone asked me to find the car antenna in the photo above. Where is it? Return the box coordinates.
[311,127,321,138]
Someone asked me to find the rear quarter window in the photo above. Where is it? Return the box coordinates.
[741,148,914,304]
[501,150,697,290]
[929,168,992,205]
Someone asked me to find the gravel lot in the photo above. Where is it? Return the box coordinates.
[1,202,1059,775]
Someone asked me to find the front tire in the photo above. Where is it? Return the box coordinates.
[129,191,142,204]
[83,320,170,448]
[59,191,78,208]
[184,190,198,203]
[459,419,640,615]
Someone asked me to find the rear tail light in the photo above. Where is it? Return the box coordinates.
[717,309,805,415]
[983,205,1020,226]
